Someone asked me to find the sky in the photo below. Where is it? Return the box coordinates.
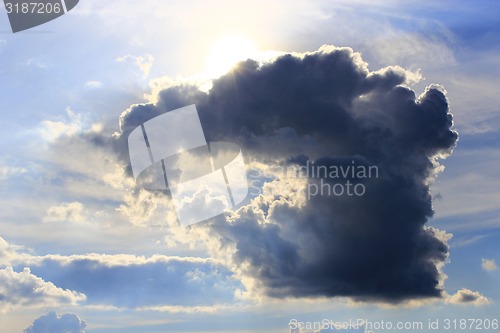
[0,1,500,332]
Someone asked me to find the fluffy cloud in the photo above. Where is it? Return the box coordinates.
[0,267,85,312]
[24,312,86,333]
[448,288,490,306]
[114,45,458,303]
[481,258,498,271]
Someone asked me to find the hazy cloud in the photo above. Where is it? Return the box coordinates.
[43,202,86,223]
[481,258,498,271]
[116,54,154,77]
[26,58,48,70]
[85,80,103,88]
[0,166,26,180]
[39,109,83,142]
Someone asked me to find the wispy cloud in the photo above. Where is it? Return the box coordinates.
[26,58,48,70]
[0,166,27,180]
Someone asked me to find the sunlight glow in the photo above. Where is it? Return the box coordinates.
[206,35,257,77]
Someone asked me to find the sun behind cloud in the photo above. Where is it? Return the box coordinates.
[206,34,257,77]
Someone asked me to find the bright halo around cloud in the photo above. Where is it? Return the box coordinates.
[206,35,257,77]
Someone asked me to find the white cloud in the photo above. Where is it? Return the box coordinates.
[482,258,498,271]
[136,304,231,314]
[116,54,154,77]
[84,80,103,88]
[117,189,178,227]
[39,108,83,142]
[447,289,490,306]
[24,312,87,333]
[0,237,22,266]
[0,267,86,313]
[43,202,86,223]
[0,166,26,180]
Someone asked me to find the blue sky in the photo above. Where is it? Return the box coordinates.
[1,1,499,332]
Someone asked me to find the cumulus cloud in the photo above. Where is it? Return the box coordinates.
[112,45,458,303]
[448,288,490,306]
[24,312,86,333]
[0,267,86,312]
[481,258,498,271]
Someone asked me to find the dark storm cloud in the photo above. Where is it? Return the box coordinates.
[115,45,458,302]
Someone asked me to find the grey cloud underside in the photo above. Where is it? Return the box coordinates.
[24,312,86,333]
[116,46,458,302]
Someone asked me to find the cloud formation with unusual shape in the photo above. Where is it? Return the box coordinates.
[111,45,459,303]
